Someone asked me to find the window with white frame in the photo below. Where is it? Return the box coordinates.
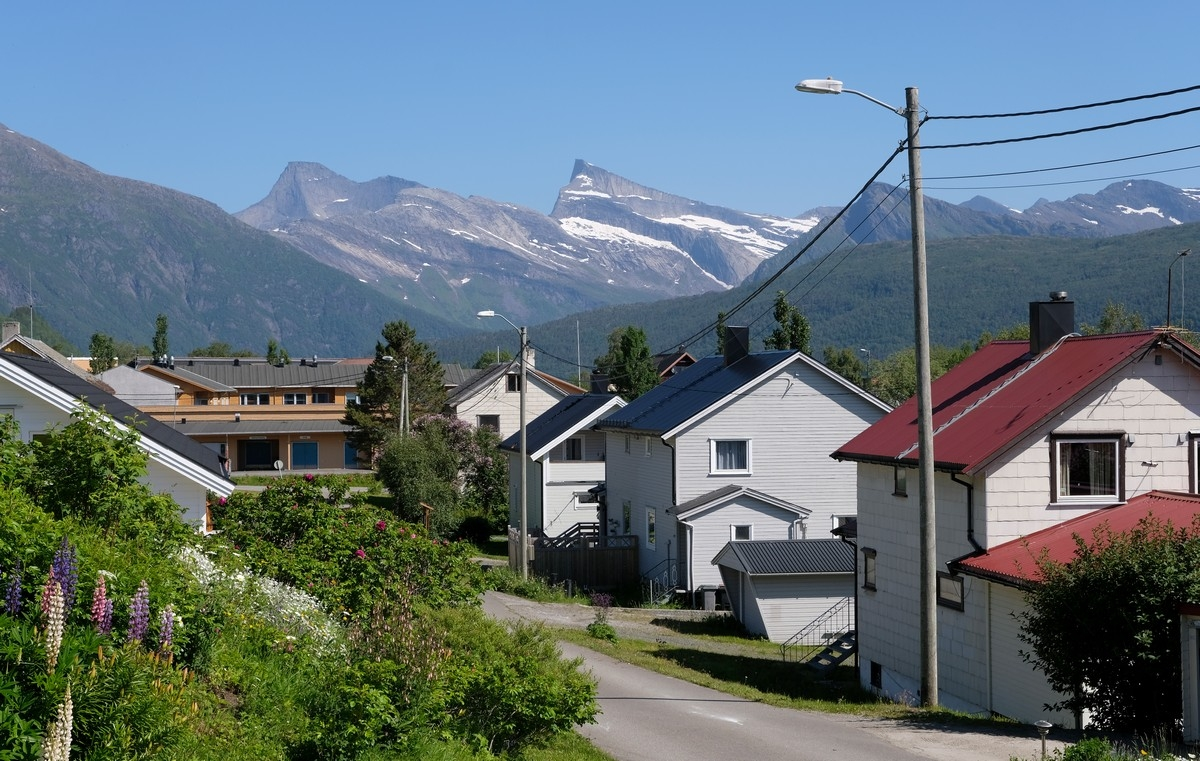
[477,415,500,432]
[862,548,877,591]
[345,393,360,405]
[644,437,652,457]
[937,572,964,610]
[646,507,656,548]
[624,434,631,454]
[240,393,270,405]
[559,437,583,461]
[710,439,750,474]
[283,393,307,405]
[506,374,522,393]
[574,490,598,507]
[1190,433,1200,493]
[312,391,332,404]
[731,524,752,541]
[1052,435,1122,502]
[193,393,209,406]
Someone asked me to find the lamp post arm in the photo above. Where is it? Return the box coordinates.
[844,88,905,117]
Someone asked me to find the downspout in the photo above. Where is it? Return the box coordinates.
[950,473,985,555]
[665,438,691,596]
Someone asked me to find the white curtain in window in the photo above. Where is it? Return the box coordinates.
[716,441,747,470]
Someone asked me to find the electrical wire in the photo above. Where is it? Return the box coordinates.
[928,84,1200,121]
[924,142,1200,181]
[923,105,1200,151]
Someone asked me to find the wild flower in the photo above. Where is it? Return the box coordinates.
[218,496,227,506]
[44,579,64,672]
[4,559,21,616]
[158,603,175,654]
[304,473,314,481]
[355,548,367,559]
[127,579,150,645]
[39,684,72,761]
[51,537,78,615]
[40,569,58,619]
[92,573,112,634]
[375,520,387,531]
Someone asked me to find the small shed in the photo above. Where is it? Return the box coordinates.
[713,539,854,643]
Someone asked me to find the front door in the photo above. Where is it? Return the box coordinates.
[240,440,277,470]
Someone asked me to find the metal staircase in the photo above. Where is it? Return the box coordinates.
[641,558,680,605]
[779,597,856,669]
[805,630,857,672]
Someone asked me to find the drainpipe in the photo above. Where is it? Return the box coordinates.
[950,473,985,555]
[665,438,688,596]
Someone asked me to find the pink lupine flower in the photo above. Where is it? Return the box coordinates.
[355,548,367,559]
[375,520,387,531]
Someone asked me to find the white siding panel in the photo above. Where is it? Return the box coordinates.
[748,574,854,643]
[989,584,1076,727]
[685,500,798,589]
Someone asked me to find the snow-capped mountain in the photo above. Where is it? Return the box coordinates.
[235,161,819,330]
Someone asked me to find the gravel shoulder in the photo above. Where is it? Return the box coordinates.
[482,591,1076,761]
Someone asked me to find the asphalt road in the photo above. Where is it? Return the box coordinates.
[481,591,1065,761]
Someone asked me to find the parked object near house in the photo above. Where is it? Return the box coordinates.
[0,353,233,529]
[596,327,890,607]
[833,292,1200,728]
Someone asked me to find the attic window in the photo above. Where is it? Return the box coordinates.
[1051,435,1123,503]
[710,439,750,474]
[506,374,522,393]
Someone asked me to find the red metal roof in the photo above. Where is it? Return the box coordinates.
[955,490,1200,587]
[833,331,1167,473]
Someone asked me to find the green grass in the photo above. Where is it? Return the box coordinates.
[517,731,615,761]
[233,472,383,490]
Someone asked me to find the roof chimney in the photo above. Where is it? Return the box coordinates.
[1,321,19,343]
[724,326,750,365]
[1030,291,1075,354]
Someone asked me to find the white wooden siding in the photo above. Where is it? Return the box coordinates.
[747,574,854,643]
[603,431,674,574]
[988,584,1077,727]
[684,500,799,589]
[453,373,569,442]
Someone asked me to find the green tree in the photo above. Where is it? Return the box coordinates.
[715,311,727,355]
[1080,301,1147,335]
[594,326,658,400]
[344,321,447,457]
[473,348,514,369]
[764,291,811,354]
[189,341,255,357]
[152,313,169,359]
[265,338,290,365]
[822,346,868,389]
[1019,514,1200,734]
[88,332,117,375]
[113,338,149,366]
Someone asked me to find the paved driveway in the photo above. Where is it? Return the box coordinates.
[482,591,1068,761]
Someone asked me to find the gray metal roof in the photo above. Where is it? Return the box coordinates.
[672,484,809,520]
[714,539,854,576]
[598,351,798,434]
[173,419,352,436]
[138,358,366,390]
[499,393,624,455]
[3,353,230,482]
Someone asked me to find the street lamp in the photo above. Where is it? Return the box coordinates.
[796,77,938,707]
[1167,248,1190,328]
[1034,720,1052,760]
[477,310,529,580]
[858,347,871,386]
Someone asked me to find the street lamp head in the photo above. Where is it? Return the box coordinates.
[795,78,844,95]
[476,310,496,318]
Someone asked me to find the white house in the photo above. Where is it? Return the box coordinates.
[444,355,584,442]
[499,393,625,538]
[832,293,1200,727]
[0,352,234,530]
[596,328,890,605]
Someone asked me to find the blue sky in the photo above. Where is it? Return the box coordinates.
[6,1,1200,219]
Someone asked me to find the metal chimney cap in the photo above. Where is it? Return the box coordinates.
[1049,291,1068,301]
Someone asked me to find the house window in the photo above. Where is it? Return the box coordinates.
[507,374,522,393]
[644,437,652,457]
[937,572,964,611]
[833,515,853,531]
[283,393,307,405]
[345,393,360,405]
[624,435,631,454]
[731,524,752,541]
[560,438,583,461]
[312,392,332,404]
[240,393,270,405]
[646,508,656,548]
[893,466,908,497]
[1190,433,1200,493]
[862,548,877,591]
[710,439,750,474]
[477,415,500,432]
[1052,435,1122,502]
[192,393,209,406]
[574,490,598,506]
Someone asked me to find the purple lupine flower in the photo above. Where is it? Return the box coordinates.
[91,574,112,635]
[51,538,78,616]
[4,560,21,616]
[126,580,150,645]
[158,604,175,654]
[41,570,57,620]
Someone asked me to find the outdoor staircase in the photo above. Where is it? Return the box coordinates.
[805,630,857,673]
[779,597,855,664]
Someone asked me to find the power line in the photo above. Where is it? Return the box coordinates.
[923,105,1200,151]
[929,84,1200,121]
[924,143,1200,181]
